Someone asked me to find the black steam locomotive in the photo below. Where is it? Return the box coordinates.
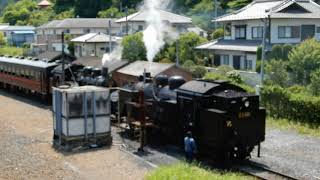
[117,74,266,161]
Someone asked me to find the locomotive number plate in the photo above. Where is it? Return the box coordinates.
[238,112,251,119]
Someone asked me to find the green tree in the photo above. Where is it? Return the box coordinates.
[177,32,207,64]
[121,32,146,62]
[265,59,289,87]
[0,32,6,47]
[310,68,320,96]
[98,7,125,18]
[288,38,320,85]
[55,9,75,20]
[2,0,37,25]
[211,28,224,40]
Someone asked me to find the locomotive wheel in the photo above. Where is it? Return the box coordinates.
[231,146,254,160]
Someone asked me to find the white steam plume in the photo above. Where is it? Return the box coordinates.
[102,45,123,66]
[142,0,171,63]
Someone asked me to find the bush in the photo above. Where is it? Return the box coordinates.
[265,59,289,87]
[310,68,320,96]
[226,70,243,84]
[217,65,234,75]
[121,32,147,62]
[288,38,320,85]
[261,85,320,124]
[192,65,207,78]
[211,28,224,40]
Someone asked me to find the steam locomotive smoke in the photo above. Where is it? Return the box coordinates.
[142,0,171,63]
[102,45,123,66]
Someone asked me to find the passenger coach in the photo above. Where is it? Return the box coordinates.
[0,55,58,97]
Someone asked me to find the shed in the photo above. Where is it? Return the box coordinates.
[112,61,192,86]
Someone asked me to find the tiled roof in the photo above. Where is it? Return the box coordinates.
[37,18,120,29]
[71,33,122,43]
[195,39,261,52]
[116,10,192,24]
[1,26,35,31]
[214,0,320,22]
[116,61,174,77]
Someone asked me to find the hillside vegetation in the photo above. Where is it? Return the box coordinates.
[0,0,252,29]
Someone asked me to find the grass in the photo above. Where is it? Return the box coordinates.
[145,162,254,180]
[267,117,320,137]
[0,46,24,56]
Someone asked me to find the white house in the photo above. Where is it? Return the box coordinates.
[196,0,320,71]
[34,18,120,53]
[71,32,121,58]
[115,9,207,37]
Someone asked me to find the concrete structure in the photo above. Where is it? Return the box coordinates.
[115,10,206,37]
[0,25,35,47]
[196,0,320,71]
[112,61,192,86]
[34,18,120,53]
[71,32,122,58]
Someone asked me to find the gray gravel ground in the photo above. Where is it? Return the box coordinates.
[0,90,150,180]
[252,129,320,180]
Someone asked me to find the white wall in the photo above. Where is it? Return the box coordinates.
[270,19,320,43]
[225,19,320,42]
[214,50,257,71]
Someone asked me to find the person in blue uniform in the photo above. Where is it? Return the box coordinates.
[184,131,197,163]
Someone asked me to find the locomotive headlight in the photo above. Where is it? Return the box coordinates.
[245,101,250,108]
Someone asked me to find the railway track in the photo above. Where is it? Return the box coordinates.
[235,161,298,180]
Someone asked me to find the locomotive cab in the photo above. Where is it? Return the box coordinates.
[176,80,266,160]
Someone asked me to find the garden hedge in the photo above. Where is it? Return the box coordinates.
[261,85,320,124]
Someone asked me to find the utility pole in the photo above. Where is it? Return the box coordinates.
[176,40,180,67]
[214,0,218,29]
[260,17,268,86]
[109,20,112,53]
[61,32,65,85]
[125,6,128,36]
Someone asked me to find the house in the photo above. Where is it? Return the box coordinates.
[196,0,320,71]
[0,25,35,47]
[34,18,121,53]
[71,32,122,58]
[112,60,192,86]
[115,10,206,37]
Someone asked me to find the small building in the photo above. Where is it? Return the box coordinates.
[112,61,192,86]
[71,33,122,58]
[0,26,35,47]
[38,0,51,9]
[115,10,206,37]
[196,0,320,71]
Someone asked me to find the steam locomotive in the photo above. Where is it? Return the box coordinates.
[116,73,266,161]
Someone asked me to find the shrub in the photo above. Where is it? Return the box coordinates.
[217,65,234,75]
[310,68,320,96]
[226,70,243,84]
[211,28,224,40]
[261,85,320,124]
[265,59,289,87]
[288,38,320,85]
[192,65,207,78]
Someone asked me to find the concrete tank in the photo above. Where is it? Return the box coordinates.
[52,86,112,151]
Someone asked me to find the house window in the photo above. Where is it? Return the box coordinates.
[278,26,300,38]
[224,23,231,36]
[252,27,263,39]
[317,27,320,33]
[221,55,229,65]
[247,60,253,70]
[65,29,70,34]
[84,28,90,33]
[138,25,144,31]
[235,25,246,39]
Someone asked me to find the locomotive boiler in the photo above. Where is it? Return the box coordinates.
[118,74,266,161]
